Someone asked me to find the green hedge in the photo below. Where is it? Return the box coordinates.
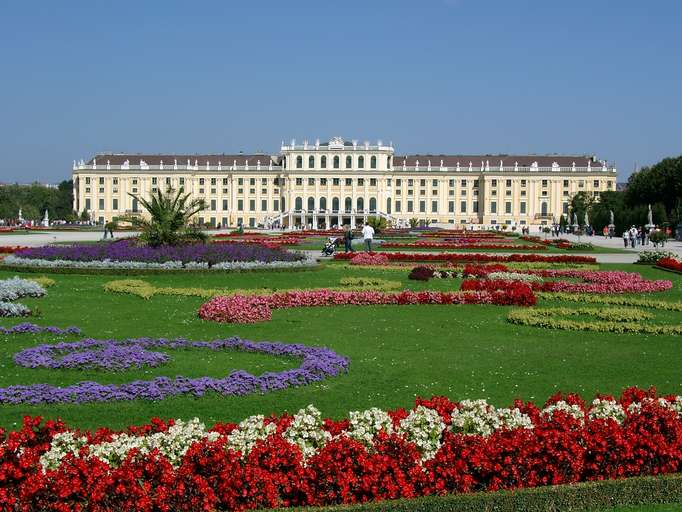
[0,263,324,276]
[271,474,682,512]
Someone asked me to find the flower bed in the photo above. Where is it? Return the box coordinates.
[0,337,349,404]
[380,241,548,250]
[539,292,682,311]
[3,387,682,511]
[637,251,678,264]
[335,252,596,264]
[198,285,537,324]
[10,239,303,267]
[657,257,682,273]
[0,245,29,254]
[0,277,47,317]
[0,322,81,336]
[507,306,682,335]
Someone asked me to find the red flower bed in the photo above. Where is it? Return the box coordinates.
[0,246,28,254]
[381,241,547,250]
[2,388,681,511]
[334,252,596,264]
[199,285,536,323]
[657,257,682,272]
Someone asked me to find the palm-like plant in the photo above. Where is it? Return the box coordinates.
[124,188,207,246]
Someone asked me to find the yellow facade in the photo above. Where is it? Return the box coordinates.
[72,138,617,229]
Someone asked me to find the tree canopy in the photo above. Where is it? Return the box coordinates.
[0,181,74,221]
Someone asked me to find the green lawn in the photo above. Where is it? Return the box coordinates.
[0,263,680,431]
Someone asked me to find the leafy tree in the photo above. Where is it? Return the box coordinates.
[123,188,207,246]
[625,156,682,215]
[569,192,594,226]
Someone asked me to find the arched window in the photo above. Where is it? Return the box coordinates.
[307,197,315,211]
[308,155,314,168]
[369,197,377,212]
[333,156,340,169]
[345,197,352,212]
[541,202,548,216]
[386,156,391,169]
[386,198,392,214]
[346,156,352,169]
[319,197,327,211]
[357,197,364,211]
[370,156,377,169]
[332,197,340,212]
[358,156,364,169]
[295,197,302,211]
[296,156,302,169]
[321,156,327,169]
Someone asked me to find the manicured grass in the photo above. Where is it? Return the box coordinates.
[0,262,680,431]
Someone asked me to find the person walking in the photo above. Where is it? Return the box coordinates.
[623,229,629,248]
[343,224,354,253]
[361,222,375,252]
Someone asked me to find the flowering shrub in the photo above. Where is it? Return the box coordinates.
[198,285,537,324]
[3,388,682,510]
[657,257,682,272]
[487,271,544,284]
[450,399,533,436]
[335,252,596,264]
[0,337,349,404]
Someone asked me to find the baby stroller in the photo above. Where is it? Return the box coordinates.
[321,236,339,256]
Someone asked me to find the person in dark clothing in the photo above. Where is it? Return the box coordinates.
[343,224,354,252]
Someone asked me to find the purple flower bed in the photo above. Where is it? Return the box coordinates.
[14,239,302,265]
[0,323,81,336]
[1,336,349,404]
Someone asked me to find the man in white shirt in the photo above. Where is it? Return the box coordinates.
[361,222,375,252]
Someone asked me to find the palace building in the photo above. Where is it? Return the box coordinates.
[72,137,617,229]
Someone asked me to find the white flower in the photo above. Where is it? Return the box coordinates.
[283,405,331,459]
[399,406,446,461]
[588,398,626,424]
[542,401,585,424]
[487,272,543,284]
[450,399,533,437]
[346,407,393,448]
[227,415,277,456]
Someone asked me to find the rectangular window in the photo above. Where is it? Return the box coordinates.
[295,178,302,186]
[506,189,511,196]
[395,200,401,212]
[308,178,315,186]
[579,180,584,188]
[491,179,497,187]
[432,189,438,196]
[261,199,267,211]
[237,188,243,194]
[238,178,244,186]
[521,179,526,187]
[520,202,526,214]
[249,189,255,194]
[407,200,413,212]
[85,177,91,185]
[505,202,512,214]
[112,198,118,210]
[370,178,377,186]
[506,179,512,187]
[98,198,104,210]
[237,199,243,211]
[542,180,548,187]
[431,200,438,212]
[563,203,569,214]
[448,190,454,196]
[85,198,91,210]
[249,200,255,211]
[490,201,497,214]
[563,179,569,187]
[273,199,279,210]
[386,178,392,186]
[473,201,478,213]
[448,201,454,213]
[396,179,402,186]
[333,178,340,186]
[419,201,426,213]
[473,180,478,188]
[249,178,255,186]
[460,201,467,213]
[261,188,267,194]
[99,177,105,185]
[211,178,217,186]
[320,178,327,186]
[345,178,352,186]
[210,199,216,211]
[407,179,413,186]
[223,178,228,185]
[222,199,228,210]
[420,179,426,187]
[594,180,600,188]
[432,179,438,187]
[261,178,267,185]
[211,189,216,195]
[449,179,455,187]
[152,177,158,185]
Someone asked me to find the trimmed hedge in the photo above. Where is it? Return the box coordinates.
[271,473,682,512]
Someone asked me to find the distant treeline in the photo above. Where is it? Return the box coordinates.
[566,155,682,235]
[0,181,74,221]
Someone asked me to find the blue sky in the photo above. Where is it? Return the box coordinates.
[1,0,680,183]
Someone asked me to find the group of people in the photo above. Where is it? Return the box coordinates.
[342,223,375,252]
[621,226,662,248]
